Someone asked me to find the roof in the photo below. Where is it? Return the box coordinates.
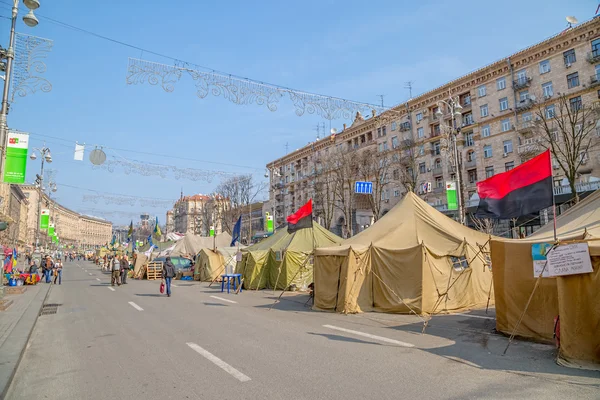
[244,222,341,254]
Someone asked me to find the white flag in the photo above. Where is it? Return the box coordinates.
[74,143,85,161]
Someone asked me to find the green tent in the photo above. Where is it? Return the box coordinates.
[236,223,341,290]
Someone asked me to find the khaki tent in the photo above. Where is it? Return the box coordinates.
[133,252,148,278]
[314,192,493,314]
[236,223,341,290]
[196,247,244,282]
[169,233,232,257]
[492,190,600,369]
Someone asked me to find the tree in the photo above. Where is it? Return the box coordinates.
[394,138,420,194]
[215,174,266,236]
[356,147,394,222]
[312,156,339,230]
[329,147,359,238]
[470,216,498,235]
[534,94,599,203]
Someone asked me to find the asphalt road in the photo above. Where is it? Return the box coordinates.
[5,261,600,400]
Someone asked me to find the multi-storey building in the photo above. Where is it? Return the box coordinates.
[169,194,229,235]
[267,19,600,237]
[0,183,30,248]
[22,185,113,249]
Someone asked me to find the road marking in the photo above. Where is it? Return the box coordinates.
[210,295,237,304]
[96,278,101,281]
[323,325,414,348]
[88,273,93,276]
[128,301,144,311]
[108,287,115,292]
[453,313,495,320]
[186,343,250,382]
[172,284,179,287]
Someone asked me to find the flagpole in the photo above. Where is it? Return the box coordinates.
[550,152,557,241]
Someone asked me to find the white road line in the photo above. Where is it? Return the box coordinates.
[453,313,495,320]
[96,278,101,281]
[107,287,115,291]
[171,284,179,287]
[323,325,414,348]
[186,343,251,382]
[88,273,93,276]
[210,295,237,304]
[128,301,144,311]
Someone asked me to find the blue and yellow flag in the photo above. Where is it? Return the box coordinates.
[154,216,162,236]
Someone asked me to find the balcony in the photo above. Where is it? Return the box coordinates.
[399,122,411,132]
[517,140,541,155]
[272,183,284,190]
[428,115,439,124]
[432,167,444,176]
[516,98,535,111]
[433,186,444,194]
[465,159,477,169]
[432,203,448,212]
[513,76,532,90]
[516,120,535,134]
[587,50,600,64]
[461,101,472,111]
[554,180,600,196]
[590,74,600,88]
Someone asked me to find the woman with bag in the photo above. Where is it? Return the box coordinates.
[162,257,175,297]
[53,259,63,285]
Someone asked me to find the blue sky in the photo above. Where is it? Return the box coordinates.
[1,0,595,225]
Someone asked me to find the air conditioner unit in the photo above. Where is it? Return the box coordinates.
[566,63,572,68]
[503,152,509,158]
[553,164,560,169]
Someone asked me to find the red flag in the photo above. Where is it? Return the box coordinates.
[476,150,552,219]
[287,199,313,233]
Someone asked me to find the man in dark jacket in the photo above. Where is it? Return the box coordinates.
[162,257,175,297]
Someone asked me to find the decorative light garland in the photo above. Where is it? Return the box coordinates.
[10,33,53,104]
[82,193,174,208]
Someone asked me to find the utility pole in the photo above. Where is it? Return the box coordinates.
[285,142,289,154]
[404,81,414,99]
[377,95,385,108]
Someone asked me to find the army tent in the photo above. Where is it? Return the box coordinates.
[314,192,493,314]
[169,232,232,257]
[236,222,341,290]
[196,246,244,281]
[492,190,600,369]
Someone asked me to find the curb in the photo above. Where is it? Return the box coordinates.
[0,283,52,400]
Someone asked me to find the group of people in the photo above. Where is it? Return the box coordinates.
[110,254,131,286]
[27,255,63,284]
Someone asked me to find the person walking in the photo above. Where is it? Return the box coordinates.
[162,257,175,297]
[43,256,54,284]
[120,255,128,284]
[111,255,121,286]
[53,258,63,285]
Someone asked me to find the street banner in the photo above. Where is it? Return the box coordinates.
[3,131,29,184]
[48,223,54,237]
[40,209,50,229]
[266,215,274,233]
[446,181,458,211]
[209,225,215,237]
[74,143,85,161]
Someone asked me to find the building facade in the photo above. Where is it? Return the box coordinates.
[169,194,229,235]
[21,185,113,249]
[267,19,600,237]
[0,183,30,248]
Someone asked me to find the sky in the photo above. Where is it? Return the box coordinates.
[0,0,595,226]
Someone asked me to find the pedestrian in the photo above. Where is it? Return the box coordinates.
[43,256,54,283]
[162,256,175,297]
[111,255,121,286]
[120,254,128,284]
[53,258,63,285]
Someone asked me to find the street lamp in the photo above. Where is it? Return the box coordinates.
[30,146,52,250]
[0,1,42,178]
[435,97,465,225]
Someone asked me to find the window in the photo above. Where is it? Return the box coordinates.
[542,81,553,98]
[465,132,474,147]
[505,161,515,171]
[383,142,388,151]
[539,59,551,74]
[481,125,491,137]
[485,166,494,178]
[416,112,423,123]
[522,112,532,122]
[394,190,400,197]
[570,96,582,112]
[392,136,399,149]
[478,85,486,97]
[497,77,506,90]
[484,145,493,158]
[450,256,470,271]
[563,49,576,65]
[432,141,441,156]
[480,104,489,117]
[545,104,555,119]
[418,145,424,155]
[580,151,589,164]
[419,162,426,174]
[417,127,424,138]
[567,72,580,88]
[499,97,509,111]
[382,126,387,136]
[503,140,513,154]
[434,158,442,168]
[377,127,382,138]
[466,150,476,162]
[592,38,600,58]
[393,169,400,180]
[433,124,441,137]
[468,169,478,184]
[501,118,511,132]
[463,113,474,125]
[435,176,443,188]
[519,90,529,101]
[391,121,397,131]
[516,69,528,85]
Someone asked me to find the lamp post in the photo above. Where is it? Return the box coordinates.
[435,97,465,225]
[0,1,41,177]
[29,146,52,250]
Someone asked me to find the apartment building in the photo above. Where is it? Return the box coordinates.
[0,183,30,247]
[267,18,600,235]
[169,194,229,235]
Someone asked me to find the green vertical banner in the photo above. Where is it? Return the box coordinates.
[40,209,50,229]
[48,223,55,237]
[446,181,458,211]
[209,225,215,237]
[266,214,274,233]
[3,131,29,183]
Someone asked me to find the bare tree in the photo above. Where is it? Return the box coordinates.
[328,148,359,238]
[394,138,420,194]
[312,156,339,230]
[534,94,599,203]
[356,147,394,222]
[470,216,498,235]
[216,174,266,235]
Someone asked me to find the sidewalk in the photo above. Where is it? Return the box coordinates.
[0,281,51,399]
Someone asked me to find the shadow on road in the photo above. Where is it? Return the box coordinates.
[307,332,382,346]
[202,302,228,307]
[135,293,165,297]
[89,284,111,287]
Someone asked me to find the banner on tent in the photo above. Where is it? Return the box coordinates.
[546,243,593,277]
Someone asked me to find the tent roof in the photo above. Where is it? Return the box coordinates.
[318,192,490,254]
[169,232,233,257]
[244,222,341,254]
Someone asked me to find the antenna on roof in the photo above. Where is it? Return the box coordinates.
[566,16,578,28]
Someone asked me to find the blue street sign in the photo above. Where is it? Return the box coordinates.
[354,181,373,194]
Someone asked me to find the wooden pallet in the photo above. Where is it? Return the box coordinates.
[146,261,163,280]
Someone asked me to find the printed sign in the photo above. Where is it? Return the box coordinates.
[354,181,373,194]
[40,209,50,230]
[48,223,55,237]
[547,242,593,277]
[531,242,552,277]
[209,225,215,237]
[3,132,29,184]
[266,215,274,232]
[446,181,458,211]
